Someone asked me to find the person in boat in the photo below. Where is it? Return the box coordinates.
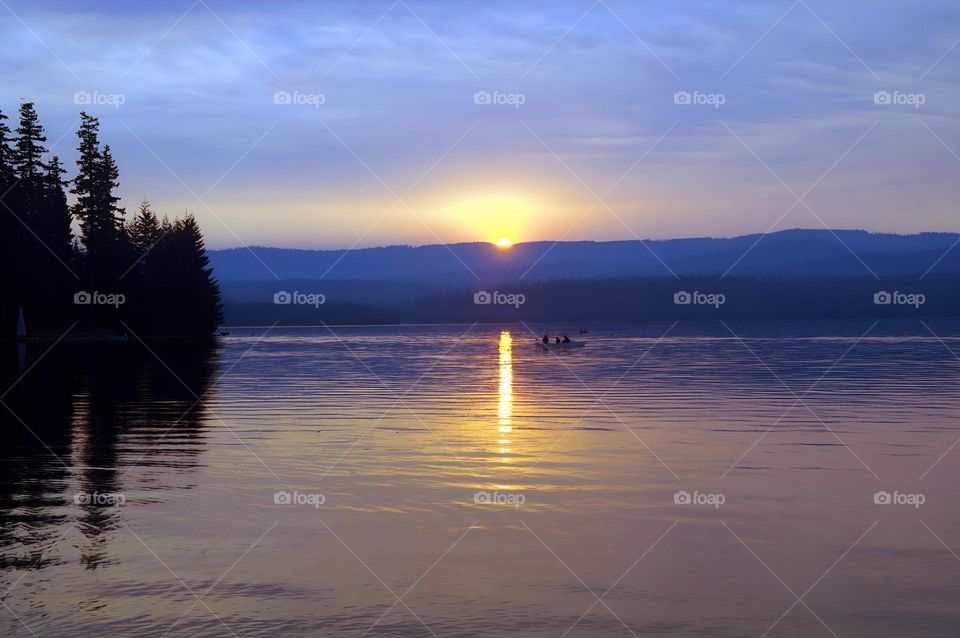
[542,335,549,344]
[562,335,571,343]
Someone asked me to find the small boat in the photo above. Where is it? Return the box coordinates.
[16,306,26,339]
[578,328,589,334]
[536,340,586,350]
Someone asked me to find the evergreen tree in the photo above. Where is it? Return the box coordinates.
[2,102,222,337]
[6,104,76,332]
[0,109,12,187]
[0,109,14,336]
[163,215,223,335]
[129,199,163,257]
[70,116,132,333]
[93,145,125,233]
[71,112,101,246]
[11,102,47,182]
[39,155,74,263]
[127,200,165,333]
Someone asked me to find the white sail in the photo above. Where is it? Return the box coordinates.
[16,306,26,338]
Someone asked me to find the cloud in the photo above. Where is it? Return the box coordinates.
[1,0,958,247]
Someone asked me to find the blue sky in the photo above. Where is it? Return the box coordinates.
[3,0,959,247]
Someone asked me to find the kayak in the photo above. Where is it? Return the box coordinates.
[536,341,586,350]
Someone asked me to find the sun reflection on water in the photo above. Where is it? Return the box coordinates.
[497,331,513,460]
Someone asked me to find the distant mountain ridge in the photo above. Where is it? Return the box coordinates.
[209,229,960,284]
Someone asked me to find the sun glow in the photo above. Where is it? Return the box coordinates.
[448,194,533,244]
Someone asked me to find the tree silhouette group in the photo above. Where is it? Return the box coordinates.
[0,102,222,338]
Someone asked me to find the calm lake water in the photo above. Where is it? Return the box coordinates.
[2,320,960,637]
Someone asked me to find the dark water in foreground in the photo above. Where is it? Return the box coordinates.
[2,320,960,637]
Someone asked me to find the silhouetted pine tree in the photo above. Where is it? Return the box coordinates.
[127,200,165,332]
[39,156,74,265]
[129,200,163,256]
[162,215,222,335]
[9,102,50,305]
[0,109,11,185]
[71,112,100,246]
[11,102,47,182]
[2,102,222,337]
[71,116,133,332]
[0,109,14,335]
[8,103,75,331]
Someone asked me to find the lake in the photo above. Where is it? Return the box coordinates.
[2,320,960,637]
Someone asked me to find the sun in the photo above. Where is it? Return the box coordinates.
[495,237,513,248]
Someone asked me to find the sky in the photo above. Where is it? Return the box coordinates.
[2,0,959,249]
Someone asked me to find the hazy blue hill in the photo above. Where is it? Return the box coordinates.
[210,229,960,288]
